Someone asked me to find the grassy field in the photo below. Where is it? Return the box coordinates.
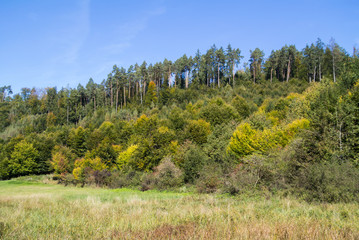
[1,178,359,239]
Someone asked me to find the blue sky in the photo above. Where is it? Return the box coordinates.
[1,0,358,94]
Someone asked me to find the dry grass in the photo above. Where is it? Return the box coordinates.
[0,180,359,239]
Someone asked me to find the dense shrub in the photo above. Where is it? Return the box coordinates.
[182,144,208,183]
[294,161,359,203]
[199,97,239,125]
[184,119,211,144]
[196,164,222,193]
[152,157,184,190]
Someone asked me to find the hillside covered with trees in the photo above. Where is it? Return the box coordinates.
[1,39,359,202]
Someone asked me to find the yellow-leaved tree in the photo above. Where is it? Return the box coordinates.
[72,157,108,181]
[116,144,138,170]
[228,119,310,160]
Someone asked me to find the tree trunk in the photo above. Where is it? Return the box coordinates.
[232,62,235,88]
[313,65,317,82]
[144,80,147,96]
[110,83,113,108]
[168,70,171,88]
[319,62,322,81]
[123,87,126,107]
[140,79,143,105]
[128,81,131,99]
[286,58,291,82]
[217,64,220,88]
[104,91,106,107]
[270,67,273,83]
[253,65,256,84]
[185,71,189,89]
[116,89,119,113]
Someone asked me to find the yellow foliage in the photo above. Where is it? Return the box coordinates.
[228,118,310,160]
[169,140,179,155]
[117,144,138,169]
[72,157,108,180]
[158,126,169,134]
[112,144,122,154]
[135,114,149,126]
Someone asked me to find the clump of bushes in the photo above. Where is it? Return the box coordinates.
[141,157,184,191]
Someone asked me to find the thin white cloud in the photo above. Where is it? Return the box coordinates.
[92,6,166,79]
[100,6,166,55]
[53,0,91,65]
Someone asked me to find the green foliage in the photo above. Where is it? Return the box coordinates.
[1,40,359,203]
[168,107,189,131]
[68,126,87,157]
[295,161,359,203]
[8,140,39,177]
[203,121,238,170]
[86,137,117,167]
[231,95,253,119]
[145,81,157,106]
[72,157,108,181]
[50,145,76,175]
[184,119,211,144]
[182,144,208,183]
[199,97,239,125]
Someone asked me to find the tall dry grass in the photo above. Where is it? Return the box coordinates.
[0,180,358,239]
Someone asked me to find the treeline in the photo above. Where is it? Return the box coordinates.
[1,39,359,202]
[0,39,351,130]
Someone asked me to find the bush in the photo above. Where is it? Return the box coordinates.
[222,154,273,195]
[182,144,208,183]
[106,169,144,189]
[153,157,184,190]
[196,164,222,193]
[184,119,211,144]
[200,97,239,125]
[294,161,359,203]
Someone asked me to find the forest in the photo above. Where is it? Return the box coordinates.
[1,38,359,203]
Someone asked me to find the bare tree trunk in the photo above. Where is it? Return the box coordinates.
[270,67,273,83]
[319,62,322,81]
[140,79,143,105]
[185,71,189,89]
[286,58,291,82]
[123,87,126,107]
[217,64,220,88]
[168,66,172,88]
[253,65,256,84]
[110,83,113,108]
[128,81,131,99]
[232,62,235,88]
[104,91,106,107]
[116,89,119,113]
[144,80,147,96]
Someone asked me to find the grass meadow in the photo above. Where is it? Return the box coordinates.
[1,177,359,239]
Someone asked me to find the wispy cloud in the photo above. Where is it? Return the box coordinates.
[100,6,166,55]
[53,0,91,65]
